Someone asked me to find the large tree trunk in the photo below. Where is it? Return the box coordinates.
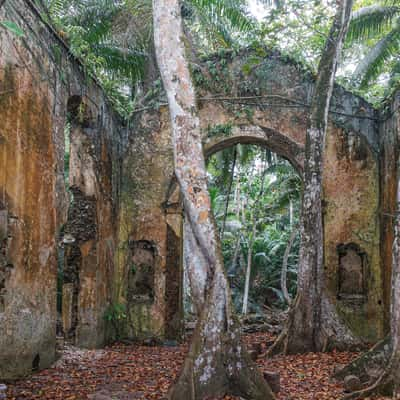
[269,0,357,355]
[153,2,275,399]
[341,171,400,399]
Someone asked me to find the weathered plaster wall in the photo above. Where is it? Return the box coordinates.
[324,126,382,341]
[63,101,118,348]
[116,109,183,341]
[0,59,59,379]
[195,52,384,341]
[380,92,400,329]
[0,0,120,378]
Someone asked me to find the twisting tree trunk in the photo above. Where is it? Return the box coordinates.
[269,0,357,355]
[153,2,275,399]
[341,170,400,399]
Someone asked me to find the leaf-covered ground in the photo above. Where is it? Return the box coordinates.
[5,333,390,400]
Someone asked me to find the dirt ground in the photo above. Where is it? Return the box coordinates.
[5,333,390,400]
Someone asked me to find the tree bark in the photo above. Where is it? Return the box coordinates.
[269,0,357,355]
[342,169,400,399]
[242,161,267,315]
[289,199,294,227]
[281,227,298,307]
[221,147,237,238]
[228,176,242,277]
[153,1,275,399]
[242,219,256,315]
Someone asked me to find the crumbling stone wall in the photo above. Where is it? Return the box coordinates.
[0,0,399,382]
[115,109,183,341]
[0,0,120,378]
[196,52,383,341]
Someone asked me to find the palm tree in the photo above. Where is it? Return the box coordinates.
[43,0,256,80]
[347,1,400,87]
[40,0,256,115]
[44,0,148,81]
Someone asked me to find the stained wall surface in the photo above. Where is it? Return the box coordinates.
[0,0,121,378]
[379,93,400,329]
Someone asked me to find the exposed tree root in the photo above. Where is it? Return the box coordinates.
[330,335,400,399]
[342,355,400,399]
[334,336,390,381]
[168,269,275,400]
[267,296,362,356]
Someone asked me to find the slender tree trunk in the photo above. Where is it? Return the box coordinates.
[221,147,237,237]
[230,237,241,273]
[269,0,357,355]
[229,177,242,276]
[342,170,400,399]
[281,227,298,307]
[242,161,267,315]
[153,2,275,399]
[242,219,256,315]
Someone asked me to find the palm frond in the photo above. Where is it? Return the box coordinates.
[187,0,254,46]
[91,43,146,81]
[348,5,400,42]
[354,21,400,86]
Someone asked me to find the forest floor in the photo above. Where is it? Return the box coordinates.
[6,332,390,400]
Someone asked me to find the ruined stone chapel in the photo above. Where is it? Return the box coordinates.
[1,0,399,380]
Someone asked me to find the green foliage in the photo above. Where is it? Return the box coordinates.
[1,21,25,37]
[185,0,254,49]
[206,123,233,138]
[248,0,333,70]
[347,5,399,42]
[343,0,400,95]
[104,303,127,339]
[39,0,260,117]
[104,303,127,323]
[207,145,301,311]
[41,0,147,117]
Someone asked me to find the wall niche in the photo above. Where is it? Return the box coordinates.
[337,243,368,304]
[128,240,156,304]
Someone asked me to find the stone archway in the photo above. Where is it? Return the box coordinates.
[198,117,383,342]
[203,124,304,173]
[0,2,392,378]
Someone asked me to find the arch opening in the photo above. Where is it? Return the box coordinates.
[183,142,302,323]
[203,124,305,174]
